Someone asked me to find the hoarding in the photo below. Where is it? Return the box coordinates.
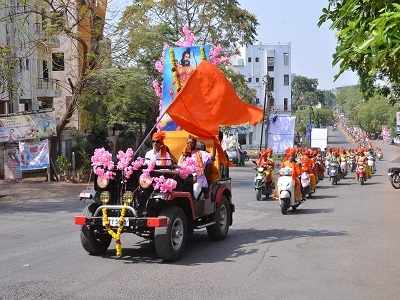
[160,45,210,131]
[267,115,296,154]
[311,128,328,150]
[0,111,56,143]
[19,139,49,171]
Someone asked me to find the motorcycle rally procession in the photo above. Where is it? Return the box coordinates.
[252,142,383,215]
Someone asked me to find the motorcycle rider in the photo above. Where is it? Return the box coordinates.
[282,150,302,202]
[356,150,368,180]
[256,148,275,190]
[301,149,317,193]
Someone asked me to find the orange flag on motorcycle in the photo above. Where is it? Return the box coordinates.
[167,61,264,136]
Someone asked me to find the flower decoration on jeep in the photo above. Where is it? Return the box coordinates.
[91,148,115,180]
[177,157,197,179]
[153,176,178,193]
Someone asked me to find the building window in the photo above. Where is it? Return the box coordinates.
[255,57,260,62]
[25,59,29,70]
[284,98,288,111]
[283,53,289,65]
[248,77,252,83]
[284,74,289,86]
[267,57,274,72]
[249,132,253,145]
[42,60,49,80]
[248,57,252,63]
[256,97,260,104]
[268,77,274,91]
[52,52,65,71]
[19,99,32,112]
[256,77,260,83]
[38,97,53,110]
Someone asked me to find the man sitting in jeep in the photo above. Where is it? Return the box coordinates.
[178,135,212,200]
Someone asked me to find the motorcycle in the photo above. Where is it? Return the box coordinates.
[254,166,273,201]
[315,159,325,181]
[277,167,300,215]
[367,155,376,174]
[356,165,367,185]
[388,167,400,189]
[300,172,312,199]
[328,162,339,185]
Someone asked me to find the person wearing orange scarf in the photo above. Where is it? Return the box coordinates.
[301,150,317,192]
[282,153,302,202]
[145,131,174,166]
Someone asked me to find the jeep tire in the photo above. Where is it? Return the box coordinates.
[207,197,231,241]
[80,205,111,255]
[154,206,187,262]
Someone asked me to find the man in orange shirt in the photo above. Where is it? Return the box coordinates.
[282,153,302,202]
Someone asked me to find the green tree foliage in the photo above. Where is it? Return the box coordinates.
[291,75,336,110]
[117,0,258,100]
[295,107,335,136]
[319,1,400,102]
[80,68,157,149]
[0,46,16,102]
[336,85,398,134]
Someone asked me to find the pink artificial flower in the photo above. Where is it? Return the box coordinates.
[132,157,145,170]
[177,157,197,179]
[91,148,115,180]
[175,25,195,47]
[152,79,162,98]
[155,60,164,73]
[152,176,177,193]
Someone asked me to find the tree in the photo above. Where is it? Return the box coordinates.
[117,0,258,99]
[80,68,158,150]
[291,75,319,109]
[319,1,400,102]
[0,46,16,103]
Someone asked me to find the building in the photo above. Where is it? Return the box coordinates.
[0,0,107,179]
[230,43,292,148]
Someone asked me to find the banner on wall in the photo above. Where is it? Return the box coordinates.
[267,115,296,154]
[160,45,210,131]
[19,140,49,171]
[4,146,21,180]
[0,111,56,143]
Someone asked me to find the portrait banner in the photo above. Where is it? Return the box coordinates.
[0,111,56,143]
[19,140,50,171]
[160,45,210,131]
[267,115,296,154]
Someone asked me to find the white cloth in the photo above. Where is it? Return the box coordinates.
[145,149,172,166]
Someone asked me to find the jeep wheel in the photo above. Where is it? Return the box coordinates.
[207,197,231,241]
[80,206,111,255]
[154,206,187,262]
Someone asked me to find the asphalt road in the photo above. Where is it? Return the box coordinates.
[0,128,399,300]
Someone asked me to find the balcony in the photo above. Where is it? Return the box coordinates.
[36,78,62,98]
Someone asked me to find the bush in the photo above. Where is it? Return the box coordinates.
[56,155,71,178]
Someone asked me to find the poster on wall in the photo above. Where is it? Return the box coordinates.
[0,111,56,143]
[4,147,21,180]
[19,140,50,171]
[267,115,296,154]
[160,45,210,131]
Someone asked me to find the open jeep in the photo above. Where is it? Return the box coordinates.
[74,131,234,261]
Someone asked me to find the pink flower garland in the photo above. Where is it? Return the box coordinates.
[175,25,195,47]
[153,176,177,193]
[177,157,197,179]
[91,148,115,180]
[209,44,231,65]
[152,80,162,98]
[117,149,146,181]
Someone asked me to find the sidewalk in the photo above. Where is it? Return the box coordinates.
[0,180,88,202]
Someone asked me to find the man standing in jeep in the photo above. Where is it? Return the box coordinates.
[145,131,175,166]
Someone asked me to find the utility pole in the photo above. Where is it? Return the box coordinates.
[259,73,271,152]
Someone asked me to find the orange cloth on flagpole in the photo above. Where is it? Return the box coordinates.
[167,61,263,136]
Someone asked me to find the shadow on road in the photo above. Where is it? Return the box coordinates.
[291,208,334,215]
[0,199,82,214]
[309,195,338,200]
[105,227,346,265]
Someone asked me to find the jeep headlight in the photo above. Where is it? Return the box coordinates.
[122,191,134,205]
[97,177,109,189]
[100,191,110,204]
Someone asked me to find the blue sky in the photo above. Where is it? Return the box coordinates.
[109,0,359,90]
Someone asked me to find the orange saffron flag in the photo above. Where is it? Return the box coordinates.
[167,61,264,136]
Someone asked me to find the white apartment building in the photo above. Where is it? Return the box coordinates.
[231,43,292,147]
